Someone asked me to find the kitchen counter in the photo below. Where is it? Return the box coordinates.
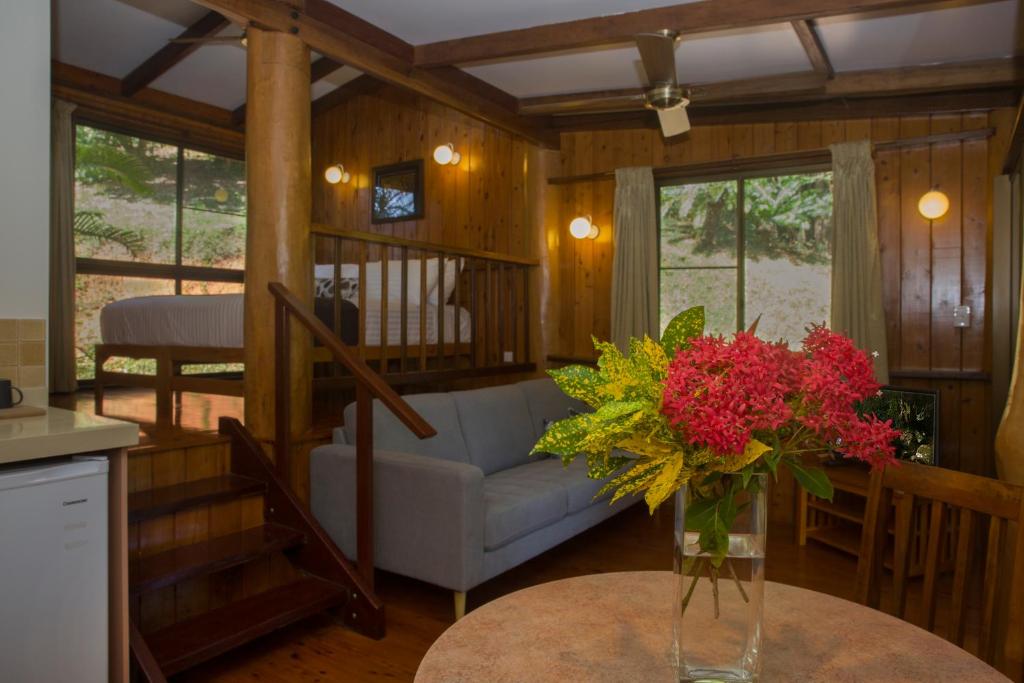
[0,407,138,464]
[0,406,137,682]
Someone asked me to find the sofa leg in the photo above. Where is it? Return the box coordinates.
[453,591,466,621]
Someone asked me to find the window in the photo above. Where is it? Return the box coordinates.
[659,170,833,347]
[74,124,246,380]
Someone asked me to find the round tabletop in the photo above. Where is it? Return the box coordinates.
[415,571,1007,683]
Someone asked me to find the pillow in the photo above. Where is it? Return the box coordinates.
[314,259,442,306]
[427,258,463,306]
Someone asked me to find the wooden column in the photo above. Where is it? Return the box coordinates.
[244,28,312,445]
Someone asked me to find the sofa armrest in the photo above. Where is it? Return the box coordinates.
[310,444,485,592]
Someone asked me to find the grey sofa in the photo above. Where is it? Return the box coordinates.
[310,378,635,617]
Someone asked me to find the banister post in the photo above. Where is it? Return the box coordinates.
[274,300,291,482]
[355,383,375,590]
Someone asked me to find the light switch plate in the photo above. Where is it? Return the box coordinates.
[953,305,971,328]
[503,351,514,363]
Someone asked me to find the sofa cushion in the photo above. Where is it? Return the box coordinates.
[452,384,537,475]
[483,461,568,551]
[342,392,470,464]
[518,377,590,441]
[559,458,613,514]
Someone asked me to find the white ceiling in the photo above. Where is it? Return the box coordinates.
[52,0,1021,111]
[464,24,812,98]
[328,0,703,45]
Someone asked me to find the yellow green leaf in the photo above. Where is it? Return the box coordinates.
[644,454,686,514]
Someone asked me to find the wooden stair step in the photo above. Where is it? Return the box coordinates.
[129,474,265,523]
[146,576,347,675]
[130,524,306,596]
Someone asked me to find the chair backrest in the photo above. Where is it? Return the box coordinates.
[855,461,1024,679]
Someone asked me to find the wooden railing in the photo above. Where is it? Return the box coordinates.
[269,281,436,588]
[311,226,537,387]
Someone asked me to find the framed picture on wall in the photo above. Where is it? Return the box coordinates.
[371,159,425,223]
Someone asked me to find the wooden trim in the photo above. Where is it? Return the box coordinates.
[1003,94,1024,174]
[311,225,541,265]
[121,12,230,97]
[889,369,992,381]
[190,0,557,147]
[791,20,834,78]
[76,257,245,283]
[412,0,1003,67]
[547,128,995,185]
[313,363,537,389]
[53,62,244,158]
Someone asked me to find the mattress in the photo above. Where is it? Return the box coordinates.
[100,294,472,348]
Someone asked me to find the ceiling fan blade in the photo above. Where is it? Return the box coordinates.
[658,105,690,138]
[636,31,678,86]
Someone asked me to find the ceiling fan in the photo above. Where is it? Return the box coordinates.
[636,30,690,137]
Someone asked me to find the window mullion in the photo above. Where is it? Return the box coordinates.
[736,178,745,333]
[174,146,184,294]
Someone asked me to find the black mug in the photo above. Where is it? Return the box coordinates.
[0,379,23,409]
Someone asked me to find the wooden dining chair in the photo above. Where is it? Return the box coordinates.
[854,461,1024,680]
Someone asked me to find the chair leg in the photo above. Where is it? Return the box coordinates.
[453,591,466,621]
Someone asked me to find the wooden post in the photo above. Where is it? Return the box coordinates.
[244,28,312,448]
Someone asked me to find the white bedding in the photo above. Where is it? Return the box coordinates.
[100,294,473,348]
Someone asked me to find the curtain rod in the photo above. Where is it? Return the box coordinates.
[547,128,995,186]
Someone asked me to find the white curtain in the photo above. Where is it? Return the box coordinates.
[611,167,659,351]
[829,140,889,384]
[49,99,77,393]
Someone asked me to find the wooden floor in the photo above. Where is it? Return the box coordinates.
[53,388,992,682]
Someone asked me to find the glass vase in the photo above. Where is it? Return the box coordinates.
[673,475,766,683]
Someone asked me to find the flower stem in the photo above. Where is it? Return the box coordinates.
[680,558,705,615]
[709,564,720,619]
[725,558,749,604]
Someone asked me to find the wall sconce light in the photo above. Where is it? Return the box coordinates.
[324,163,351,184]
[433,143,461,166]
[918,189,949,220]
[569,215,599,240]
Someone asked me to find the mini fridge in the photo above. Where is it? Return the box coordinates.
[0,458,108,682]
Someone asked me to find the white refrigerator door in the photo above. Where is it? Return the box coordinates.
[0,459,108,683]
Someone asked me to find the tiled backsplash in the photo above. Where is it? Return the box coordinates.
[0,319,45,391]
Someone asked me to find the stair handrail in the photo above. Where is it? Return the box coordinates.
[268,280,436,589]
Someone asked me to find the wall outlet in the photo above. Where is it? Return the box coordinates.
[953,305,971,328]
[503,351,514,363]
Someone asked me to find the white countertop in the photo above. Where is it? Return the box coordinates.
[0,407,138,465]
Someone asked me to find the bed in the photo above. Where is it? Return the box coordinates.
[93,271,473,427]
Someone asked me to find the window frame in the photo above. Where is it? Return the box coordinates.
[72,117,247,293]
[656,162,832,336]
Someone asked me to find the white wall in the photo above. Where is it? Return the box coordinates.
[0,0,50,398]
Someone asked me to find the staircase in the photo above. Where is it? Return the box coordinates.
[129,418,384,680]
[128,282,435,680]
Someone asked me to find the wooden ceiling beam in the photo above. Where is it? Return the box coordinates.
[547,88,1020,130]
[520,58,1023,115]
[413,0,1002,67]
[121,11,230,97]
[791,20,834,78]
[191,0,556,147]
[53,61,244,157]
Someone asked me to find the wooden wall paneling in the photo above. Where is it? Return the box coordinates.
[557,135,575,359]
[874,118,903,370]
[774,122,798,153]
[797,121,823,151]
[846,119,872,141]
[929,114,964,373]
[752,122,775,156]
[573,134,595,357]
[733,124,754,158]
[592,131,615,344]
[962,112,992,373]
[821,120,846,147]
[898,116,934,370]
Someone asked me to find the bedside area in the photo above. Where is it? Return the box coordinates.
[0,407,138,682]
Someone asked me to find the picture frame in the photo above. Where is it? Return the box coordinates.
[859,385,940,466]
[371,159,425,224]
